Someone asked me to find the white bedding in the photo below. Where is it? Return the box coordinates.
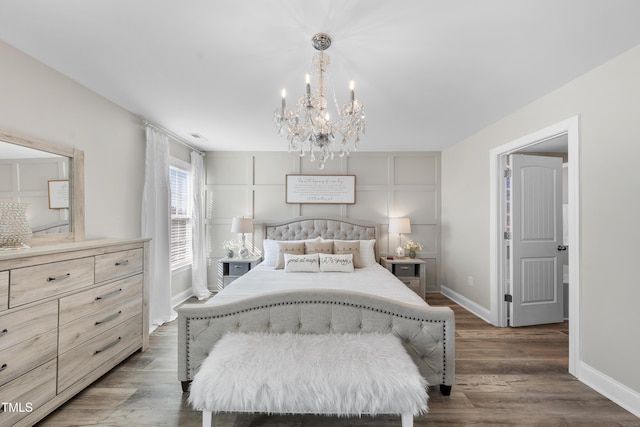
[207,262,427,307]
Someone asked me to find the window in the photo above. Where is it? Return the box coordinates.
[170,163,192,269]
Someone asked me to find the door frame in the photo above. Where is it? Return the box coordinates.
[489,115,580,375]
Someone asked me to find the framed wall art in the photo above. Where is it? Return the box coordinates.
[286,175,356,204]
[48,179,70,209]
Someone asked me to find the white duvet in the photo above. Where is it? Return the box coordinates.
[206,262,427,307]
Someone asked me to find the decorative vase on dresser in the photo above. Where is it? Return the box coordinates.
[0,238,150,426]
[0,202,33,250]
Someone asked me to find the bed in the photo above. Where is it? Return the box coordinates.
[177,217,455,396]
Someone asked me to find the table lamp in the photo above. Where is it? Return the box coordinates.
[231,217,253,258]
[389,217,411,258]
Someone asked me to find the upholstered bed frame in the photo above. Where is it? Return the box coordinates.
[177,217,455,395]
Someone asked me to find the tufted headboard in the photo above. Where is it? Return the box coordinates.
[262,217,380,261]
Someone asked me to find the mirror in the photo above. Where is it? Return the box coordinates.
[0,129,84,245]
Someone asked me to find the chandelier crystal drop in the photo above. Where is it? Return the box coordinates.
[274,33,365,169]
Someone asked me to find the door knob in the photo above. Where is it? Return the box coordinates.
[557,245,568,251]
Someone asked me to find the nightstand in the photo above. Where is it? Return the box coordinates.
[218,256,261,290]
[380,257,426,299]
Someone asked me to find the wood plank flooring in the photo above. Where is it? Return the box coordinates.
[38,294,639,426]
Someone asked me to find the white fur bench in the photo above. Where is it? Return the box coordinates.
[188,332,428,427]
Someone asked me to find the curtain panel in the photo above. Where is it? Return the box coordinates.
[142,126,176,329]
[191,151,210,299]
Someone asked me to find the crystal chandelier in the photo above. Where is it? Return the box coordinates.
[274,33,365,169]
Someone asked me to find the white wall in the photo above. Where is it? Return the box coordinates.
[205,151,441,293]
[442,43,640,399]
[0,41,145,240]
[0,41,199,302]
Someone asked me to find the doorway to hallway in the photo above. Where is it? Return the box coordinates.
[489,115,580,376]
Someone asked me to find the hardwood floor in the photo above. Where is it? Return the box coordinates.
[38,294,639,426]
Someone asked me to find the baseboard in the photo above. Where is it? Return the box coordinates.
[579,362,640,418]
[440,287,639,417]
[172,287,195,309]
[440,285,493,324]
[147,289,194,334]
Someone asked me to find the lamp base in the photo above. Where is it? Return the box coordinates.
[395,246,405,258]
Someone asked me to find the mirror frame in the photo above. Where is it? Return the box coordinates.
[0,128,85,245]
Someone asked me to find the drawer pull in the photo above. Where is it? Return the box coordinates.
[95,288,123,301]
[95,311,122,326]
[399,266,410,270]
[47,273,71,282]
[115,260,129,266]
[94,337,122,354]
[0,363,7,372]
[0,328,7,337]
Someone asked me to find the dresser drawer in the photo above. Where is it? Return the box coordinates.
[394,264,417,277]
[0,358,56,426]
[0,329,57,387]
[0,271,7,312]
[58,313,142,392]
[59,276,142,353]
[0,301,58,353]
[9,257,95,307]
[398,277,421,294]
[59,275,142,326]
[228,262,249,276]
[95,248,143,284]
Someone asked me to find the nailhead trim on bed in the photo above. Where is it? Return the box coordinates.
[185,299,449,384]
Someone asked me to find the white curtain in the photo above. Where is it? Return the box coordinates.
[191,151,210,299]
[142,126,176,330]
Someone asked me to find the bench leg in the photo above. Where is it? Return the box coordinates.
[401,413,413,427]
[202,410,215,427]
[440,384,452,396]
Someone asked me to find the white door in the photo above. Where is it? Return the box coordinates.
[508,154,564,327]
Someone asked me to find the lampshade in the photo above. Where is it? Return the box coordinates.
[231,217,253,234]
[388,218,411,234]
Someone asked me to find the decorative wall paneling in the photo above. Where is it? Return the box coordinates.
[204,152,440,293]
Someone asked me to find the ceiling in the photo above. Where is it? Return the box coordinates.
[1,1,640,153]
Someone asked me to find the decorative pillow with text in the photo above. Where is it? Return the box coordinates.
[319,253,354,272]
[284,253,320,273]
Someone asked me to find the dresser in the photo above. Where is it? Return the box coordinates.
[0,238,149,426]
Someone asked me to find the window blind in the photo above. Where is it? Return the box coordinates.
[170,166,192,269]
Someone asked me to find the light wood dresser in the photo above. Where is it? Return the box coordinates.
[0,238,149,426]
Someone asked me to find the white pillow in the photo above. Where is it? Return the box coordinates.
[262,239,280,266]
[263,237,320,267]
[359,239,377,267]
[284,253,320,273]
[319,253,354,272]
